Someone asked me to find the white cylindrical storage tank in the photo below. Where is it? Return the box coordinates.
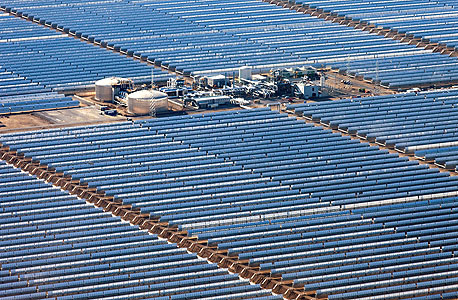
[127,90,168,115]
[320,75,326,87]
[95,77,127,102]
[239,66,252,80]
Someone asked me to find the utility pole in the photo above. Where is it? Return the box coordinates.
[374,58,380,96]
[151,69,155,89]
[150,68,156,117]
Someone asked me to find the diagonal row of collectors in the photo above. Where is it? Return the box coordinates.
[2,106,458,299]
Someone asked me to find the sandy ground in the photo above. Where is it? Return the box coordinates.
[0,103,125,134]
[0,113,53,130]
[323,71,396,98]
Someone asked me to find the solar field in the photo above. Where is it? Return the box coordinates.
[1,1,458,299]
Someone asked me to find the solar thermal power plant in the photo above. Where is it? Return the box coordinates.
[2,0,458,299]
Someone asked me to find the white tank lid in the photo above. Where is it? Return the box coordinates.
[95,77,128,87]
[128,89,167,100]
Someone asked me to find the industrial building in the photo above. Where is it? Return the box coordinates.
[1,0,458,300]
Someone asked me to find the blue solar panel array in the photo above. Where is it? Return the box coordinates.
[289,88,458,173]
[0,13,172,92]
[3,0,458,88]
[0,160,279,300]
[2,108,458,299]
[293,0,458,51]
[0,14,79,113]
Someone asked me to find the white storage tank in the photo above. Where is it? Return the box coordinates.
[95,77,132,102]
[127,90,168,115]
[320,74,326,87]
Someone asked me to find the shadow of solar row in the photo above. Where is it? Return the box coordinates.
[292,0,458,51]
[3,0,458,87]
[289,88,458,173]
[0,160,279,300]
[2,108,458,299]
